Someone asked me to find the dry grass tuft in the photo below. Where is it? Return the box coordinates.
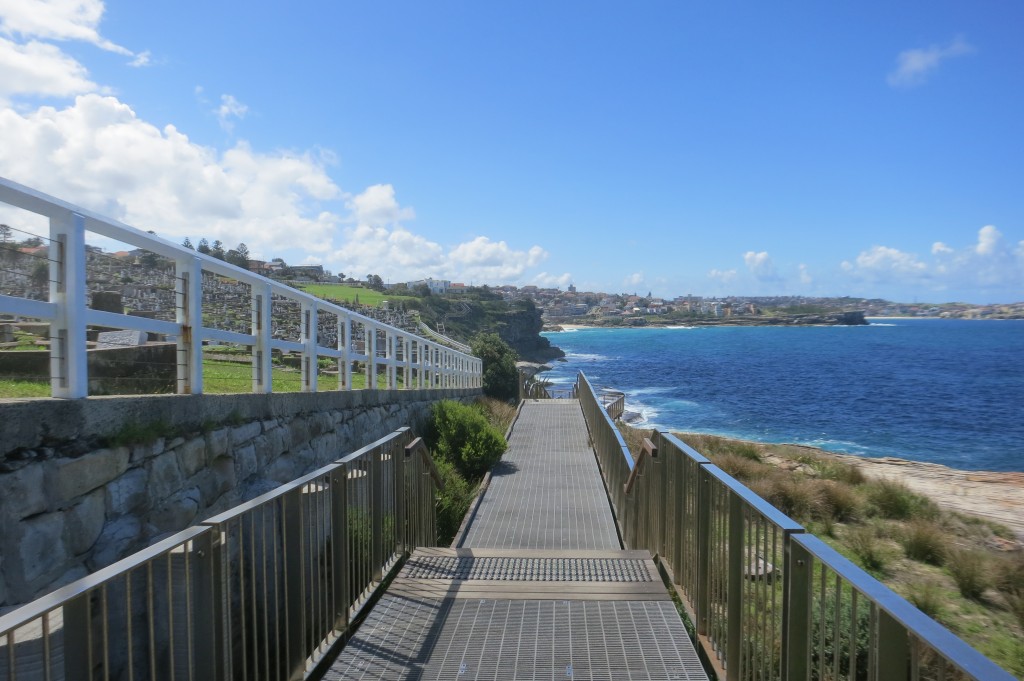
[947,548,991,600]
[901,519,949,565]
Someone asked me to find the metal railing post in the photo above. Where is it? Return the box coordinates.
[727,490,745,681]
[49,211,87,398]
[193,528,226,681]
[878,610,911,681]
[784,538,813,681]
[62,593,91,681]
[253,285,272,393]
[282,488,305,680]
[175,255,204,394]
[367,325,377,389]
[404,337,412,389]
[370,447,384,580]
[331,464,350,630]
[395,436,407,552]
[301,300,318,392]
[696,466,713,637]
[341,313,352,390]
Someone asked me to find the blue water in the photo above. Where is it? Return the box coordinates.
[541,319,1024,472]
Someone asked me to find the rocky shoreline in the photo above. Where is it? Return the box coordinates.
[545,310,867,330]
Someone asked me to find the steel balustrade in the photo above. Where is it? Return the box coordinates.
[0,177,481,398]
[576,370,1015,681]
[0,427,441,681]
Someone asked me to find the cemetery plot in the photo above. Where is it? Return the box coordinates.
[85,241,178,324]
[201,271,252,334]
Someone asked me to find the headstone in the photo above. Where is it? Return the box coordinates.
[96,330,147,349]
[91,291,123,314]
[0,324,13,343]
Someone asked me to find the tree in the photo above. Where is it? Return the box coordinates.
[182,237,194,250]
[0,224,11,244]
[226,242,250,268]
[211,240,226,260]
[197,238,210,255]
[366,274,384,291]
[470,332,519,401]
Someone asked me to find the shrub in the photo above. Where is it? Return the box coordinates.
[947,548,990,600]
[816,460,866,486]
[476,397,518,434]
[995,556,1024,629]
[907,580,945,620]
[748,474,823,521]
[901,519,948,565]
[818,480,862,521]
[713,453,770,482]
[425,400,507,479]
[470,332,519,400]
[847,526,889,573]
[434,457,474,545]
[865,479,936,520]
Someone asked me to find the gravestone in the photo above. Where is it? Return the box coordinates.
[0,324,13,343]
[91,291,123,314]
[96,330,147,349]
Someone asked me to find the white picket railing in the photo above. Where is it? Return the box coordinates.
[0,176,481,398]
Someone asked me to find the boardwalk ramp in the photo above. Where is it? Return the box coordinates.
[325,400,707,680]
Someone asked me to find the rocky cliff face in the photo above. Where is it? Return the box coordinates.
[495,308,565,363]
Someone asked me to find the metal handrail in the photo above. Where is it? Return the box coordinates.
[0,176,481,398]
[575,370,1016,681]
[416,321,472,354]
[0,427,442,681]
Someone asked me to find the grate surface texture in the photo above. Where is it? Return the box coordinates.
[402,556,652,582]
[461,400,620,550]
[325,595,708,680]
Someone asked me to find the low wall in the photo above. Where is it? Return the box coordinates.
[0,386,481,610]
[0,343,178,394]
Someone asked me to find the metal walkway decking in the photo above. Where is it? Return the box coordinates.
[325,401,708,680]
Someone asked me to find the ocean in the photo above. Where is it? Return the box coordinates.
[540,319,1024,472]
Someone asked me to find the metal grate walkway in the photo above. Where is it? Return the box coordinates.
[326,400,708,680]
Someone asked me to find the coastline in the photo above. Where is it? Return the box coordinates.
[673,431,1024,540]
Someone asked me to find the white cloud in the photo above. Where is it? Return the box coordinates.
[346,183,414,227]
[708,268,737,284]
[887,36,973,88]
[215,94,247,132]
[128,49,150,68]
[624,272,644,287]
[0,0,129,54]
[975,224,1001,256]
[743,250,778,281]
[0,36,97,100]
[846,245,928,280]
[932,241,953,255]
[532,272,573,288]
[798,264,812,285]
[448,237,547,281]
[0,94,342,258]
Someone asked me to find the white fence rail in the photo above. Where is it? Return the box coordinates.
[0,177,481,398]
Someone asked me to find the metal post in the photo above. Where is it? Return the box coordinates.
[49,211,87,398]
[253,285,272,393]
[784,538,813,681]
[404,337,412,389]
[331,464,350,630]
[696,467,713,637]
[282,489,305,680]
[301,301,317,392]
[370,448,384,580]
[62,592,91,681]
[367,326,377,389]
[175,255,204,394]
[726,491,745,681]
[877,610,910,681]
[341,314,352,390]
[193,529,225,680]
[395,439,407,552]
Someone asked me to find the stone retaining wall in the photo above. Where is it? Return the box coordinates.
[0,386,480,611]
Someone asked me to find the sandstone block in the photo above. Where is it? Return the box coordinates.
[130,437,165,464]
[252,435,272,469]
[19,512,67,583]
[150,488,199,534]
[206,428,229,458]
[49,448,130,504]
[289,418,311,449]
[89,517,142,570]
[267,426,289,458]
[106,468,149,515]
[149,450,184,501]
[176,436,207,478]
[235,443,258,481]
[231,421,262,446]
[0,464,47,519]
[67,489,106,555]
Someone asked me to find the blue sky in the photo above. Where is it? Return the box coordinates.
[1,1,1022,303]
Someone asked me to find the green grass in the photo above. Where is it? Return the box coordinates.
[0,378,51,398]
[296,283,418,307]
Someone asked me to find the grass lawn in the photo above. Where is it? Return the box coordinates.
[297,283,418,307]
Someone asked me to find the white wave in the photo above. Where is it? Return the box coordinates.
[664,325,698,330]
[564,352,611,362]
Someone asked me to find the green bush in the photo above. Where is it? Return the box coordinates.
[901,519,948,565]
[435,458,474,545]
[426,400,507,479]
[947,548,990,600]
[865,479,937,520]
[847,526,889,573]
[907,580,945,620]
[470,332,519,400]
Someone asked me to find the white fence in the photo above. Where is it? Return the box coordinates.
[0,176,481,398]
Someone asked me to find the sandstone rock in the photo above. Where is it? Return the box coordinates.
[130,437,165,464]
[311,433,338,465]
[210,456,236,497]
[150,488,199,533]
[231,421,262,446]
[206,428,229,458]
[48,447,130,504]
[0,555,7,605]
[149,450,184,501]
[266,426,289,459]
[176,436,207,478]
[89,517,142,570]
[289,418,311,449]
[106,468,149,515]
[252,435,272,469]
[67,489,106,555]
[0,464,47,519]
[243,477,280,502]
[20,512,67,583]
[235,443,258,481]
